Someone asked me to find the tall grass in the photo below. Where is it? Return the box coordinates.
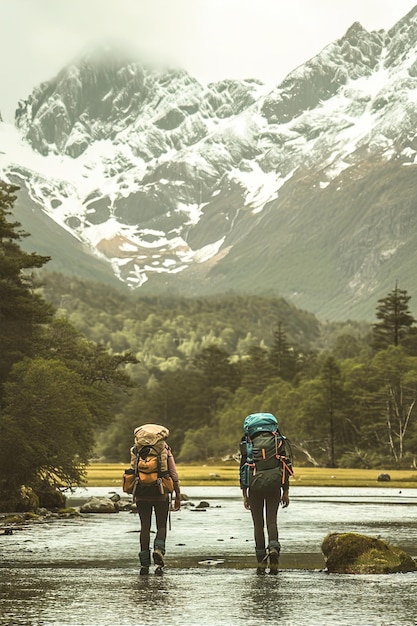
[86,463,417,489]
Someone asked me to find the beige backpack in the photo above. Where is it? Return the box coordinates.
[128,424,173,494]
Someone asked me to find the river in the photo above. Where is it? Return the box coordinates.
[1,486,417,626]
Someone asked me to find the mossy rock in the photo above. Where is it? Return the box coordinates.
[24,511,39,521]
[322,532,417,574]
[58,507,80,517]
[1,514,25,525]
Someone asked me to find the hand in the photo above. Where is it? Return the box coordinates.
[173,495,181,511]
[281,491,289,508]
[243,493,250,510]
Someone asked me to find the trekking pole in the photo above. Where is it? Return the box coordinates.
[168,492,172,531]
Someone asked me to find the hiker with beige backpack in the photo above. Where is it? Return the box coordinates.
[123,423,181,575]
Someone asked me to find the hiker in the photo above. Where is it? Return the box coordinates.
[239,412,293,575]
[129,423,181,575]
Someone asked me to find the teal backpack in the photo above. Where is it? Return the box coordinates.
[240,413,293,494]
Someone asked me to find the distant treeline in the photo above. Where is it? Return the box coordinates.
[37,273,417,471]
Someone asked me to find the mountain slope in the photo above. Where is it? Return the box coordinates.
[2,7,417,320]
[11,184,121,287]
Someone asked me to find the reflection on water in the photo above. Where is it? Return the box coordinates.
[2,567,417,626]
[1,487,417,626]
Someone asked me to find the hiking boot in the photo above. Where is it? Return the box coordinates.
[139,566,149,576]
[155,566,164,576]
[139,549,151,569]
[256,552,268,575]
[268,548,279,575]
[153,549,165,568]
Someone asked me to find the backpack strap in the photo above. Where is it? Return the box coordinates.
[272,431,281,458]
[245,436,254,462]
[156,447,164,493]
[245,437,255,469]
[277,437,295,484]
[132,448,140,499]
[269,432,295,484]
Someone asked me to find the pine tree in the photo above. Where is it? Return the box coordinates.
[241,345,274,394]
[320,356,344,468]
[0,182,53,387]
[372,284,416,351]
[269,321,296,380]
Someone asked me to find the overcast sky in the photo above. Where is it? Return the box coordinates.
[1,0,417,122]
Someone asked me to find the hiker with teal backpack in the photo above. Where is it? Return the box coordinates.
[239,413,293,575]
[125,424,181,575]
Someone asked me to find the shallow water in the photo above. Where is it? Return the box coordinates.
[1,486,417,626]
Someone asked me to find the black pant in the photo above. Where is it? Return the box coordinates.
[249,490,281,553]
[136,499,169,551]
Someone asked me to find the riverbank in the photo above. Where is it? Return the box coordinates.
[2,486,417,626]
[86,463,417,488]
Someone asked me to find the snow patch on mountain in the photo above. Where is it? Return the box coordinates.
[229,163,281,213]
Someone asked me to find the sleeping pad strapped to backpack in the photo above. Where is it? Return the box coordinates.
[240,413,294,494]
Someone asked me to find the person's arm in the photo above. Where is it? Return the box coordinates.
[167,448,181,510]
[172,481,181,510]
[281,486,290,508]
[281,440,292,507]
[281,464,290,507]
[242,488,250,509]
[239,438,250,509]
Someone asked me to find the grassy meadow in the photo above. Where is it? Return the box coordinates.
[86,463,417,489]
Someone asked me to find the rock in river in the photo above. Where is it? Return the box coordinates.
[79,497,119,513]
[322,532,417,574]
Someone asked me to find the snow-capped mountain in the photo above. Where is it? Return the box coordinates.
[2,6,417,320]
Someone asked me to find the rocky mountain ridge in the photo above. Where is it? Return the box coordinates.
[2,5,417,320]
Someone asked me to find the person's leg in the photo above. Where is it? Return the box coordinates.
[265,490,280,545]
[136,500,152,573]
[249,491,267,573]
[153,498,170,570]
[265,491,281,574]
